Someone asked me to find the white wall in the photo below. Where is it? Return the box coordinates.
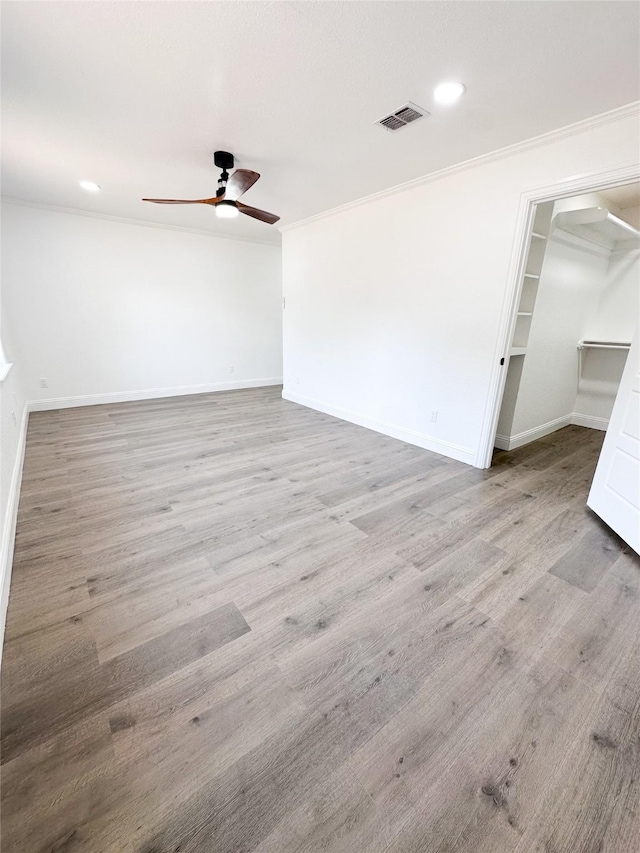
[620,204,640,229]
[0,202,282,645]
[583,251,639,345]
[282,108,640,466]
[0,314,28,644]
[576,244,639,422]
[1,204,283,406]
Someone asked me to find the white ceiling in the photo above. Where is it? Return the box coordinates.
[2,1,639,245]
[600,183,640,211]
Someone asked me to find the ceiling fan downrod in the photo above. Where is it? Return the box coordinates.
[215,150,235,197]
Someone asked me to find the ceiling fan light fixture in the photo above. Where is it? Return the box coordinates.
[215,200,239,219]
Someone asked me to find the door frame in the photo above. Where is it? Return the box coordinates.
[476,162,640,469]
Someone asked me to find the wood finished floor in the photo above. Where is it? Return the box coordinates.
[1,386,639,853]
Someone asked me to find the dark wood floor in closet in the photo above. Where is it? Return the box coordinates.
[1,386,638,852]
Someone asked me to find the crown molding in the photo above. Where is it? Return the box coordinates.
[280,101,640,234]
[0,197,281,248]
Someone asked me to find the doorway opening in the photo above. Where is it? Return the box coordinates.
[493,182,639,458]
[490,180,639,551]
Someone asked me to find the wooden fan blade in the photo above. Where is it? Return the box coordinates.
[142,196,224,205]
[237,202,280,224]
[225,169,260,201]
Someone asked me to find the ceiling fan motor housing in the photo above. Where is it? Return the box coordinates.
[214,150,235,170]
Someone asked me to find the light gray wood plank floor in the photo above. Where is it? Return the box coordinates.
[1,386,638,852]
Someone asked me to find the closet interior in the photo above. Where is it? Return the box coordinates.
[495,182,640,452]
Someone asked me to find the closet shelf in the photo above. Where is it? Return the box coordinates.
[517,312,533,317]
[577,340,631,351]
[554,207,640,249]
[531,232,547,240]
[523,273,540,280]
[510,347,527,357]
[577,340,630,391]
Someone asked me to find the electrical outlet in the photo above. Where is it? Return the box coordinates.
[39,377,49,389]
[430,410,438,423]
[228,365,234,374]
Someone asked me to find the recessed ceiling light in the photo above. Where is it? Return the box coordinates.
[433,81,466,106]
[79,180,101,192]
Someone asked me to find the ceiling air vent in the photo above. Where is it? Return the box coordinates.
[375,102,429,132]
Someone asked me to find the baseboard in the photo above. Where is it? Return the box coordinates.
[0,403,29,650]
[28,377,283,412]
[494,415,573,451]
[495,411,610,450]
[571,412,609,431]
[493,434,511,451]
[282,389,476,465]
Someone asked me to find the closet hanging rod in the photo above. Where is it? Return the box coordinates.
[576,341,631,393]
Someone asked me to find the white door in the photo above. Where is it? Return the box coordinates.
[588,329,640,554]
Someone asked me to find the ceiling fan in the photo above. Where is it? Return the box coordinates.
[142,151,279,224]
